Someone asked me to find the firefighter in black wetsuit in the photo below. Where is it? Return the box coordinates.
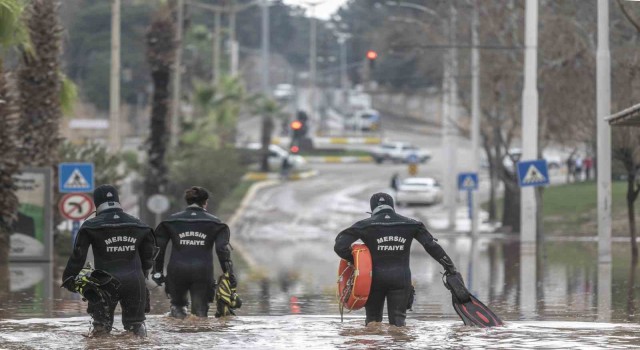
[152,186,237,318]
[62,185,156,337]
[334,192,459,327]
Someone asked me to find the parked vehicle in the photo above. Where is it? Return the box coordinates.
[370,142,431,164]
[344,109,381,131]
[273,84,295,100]
[395,177,443,206]
[246,143,308,171]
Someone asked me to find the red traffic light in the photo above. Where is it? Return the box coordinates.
[366,50,378,60]
[290,145,300,153]
[290,120,303,130]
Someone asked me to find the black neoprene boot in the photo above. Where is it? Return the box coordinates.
[170,304,188,319]
[126,322,147,337]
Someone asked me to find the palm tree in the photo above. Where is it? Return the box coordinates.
[143,5,175,223]
[17,0,63,167]
[0,0,29,290]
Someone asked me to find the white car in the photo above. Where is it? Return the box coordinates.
[344,109,381,131]
[395,177,443,206]
[246,143,307,171]
[371,142,431,164]
[273,84,294,99]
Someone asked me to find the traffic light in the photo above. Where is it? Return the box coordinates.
[290,110,311,153]
[366,50,378,70]
[290,115,308,139]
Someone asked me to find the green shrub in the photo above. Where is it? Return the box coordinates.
[167,147,246,213]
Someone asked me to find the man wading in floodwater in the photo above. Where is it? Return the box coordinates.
[152,186,239,318]
[334,192,460,326]
[62,185,157,337]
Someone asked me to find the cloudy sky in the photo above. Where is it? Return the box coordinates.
[281,0,349,19]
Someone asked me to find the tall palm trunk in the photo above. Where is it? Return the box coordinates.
[17,0,62,167]
[0,64,20,292]
[143,8,175,223]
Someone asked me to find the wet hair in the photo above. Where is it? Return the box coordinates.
[184,186,209,206]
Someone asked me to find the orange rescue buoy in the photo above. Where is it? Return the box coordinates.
[337,243,372,312]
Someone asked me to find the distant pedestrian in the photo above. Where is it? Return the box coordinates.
[390,173,400,194]
[584,156,593,180]
[566,156,575,183]
[280,156,291,180]
[574,156,583,181]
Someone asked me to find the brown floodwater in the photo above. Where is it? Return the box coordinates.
[1,237,639,349]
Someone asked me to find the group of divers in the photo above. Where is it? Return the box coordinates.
[62,184,502,338]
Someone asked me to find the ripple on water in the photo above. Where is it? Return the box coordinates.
[1,316,640,350]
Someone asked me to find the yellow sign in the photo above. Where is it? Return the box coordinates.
[408,164,417,176]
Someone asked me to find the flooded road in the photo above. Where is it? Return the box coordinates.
[2,315,640,349]
[2,164,640,348]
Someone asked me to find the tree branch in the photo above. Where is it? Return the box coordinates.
[617,0,640,33]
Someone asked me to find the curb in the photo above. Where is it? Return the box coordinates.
[304,156,373,164]
[243,169,319,181]
[271,137,381,146]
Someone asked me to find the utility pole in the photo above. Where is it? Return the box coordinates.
[597,0,612,264]
[310,4,318,122]
[470,1,480,237]
[109,0,121,152]
[171,0,184,147]
[337,33,350,114]
[596,0,612,321]
[213,9,222,84]
[520,0,538,318]
[520,0,538,246]
[229,2,238,77]
[445,2,458,230]
[261,0,270,95]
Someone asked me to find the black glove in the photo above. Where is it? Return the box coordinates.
[151,272,165,286]
[229,273,238,289]
[61,276,76,293]
[444,271,471,303]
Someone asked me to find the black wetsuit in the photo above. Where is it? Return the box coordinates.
[63,207,156,332]
[334,206,455,326]
[154,205,233,317]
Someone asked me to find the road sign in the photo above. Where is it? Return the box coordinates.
[147,194,170,214]
[517,159,550,187]
[59,193,95,221]
[408,163,418,176]
[406,153,419,164]
[458,172,479,191]
[59,163,94,193]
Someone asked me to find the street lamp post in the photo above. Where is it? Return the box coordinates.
[336,33,351,114]
[261,0,270,95]
[109,0,121,151]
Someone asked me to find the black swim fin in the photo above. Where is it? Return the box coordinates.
[444,272,504,328]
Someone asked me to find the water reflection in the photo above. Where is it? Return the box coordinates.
[598,262,612,322]
[2,238,640,348]
[520,243,537,319]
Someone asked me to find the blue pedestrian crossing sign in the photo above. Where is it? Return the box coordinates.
[458,172,479,191]
[517,159,550,187]
[59,163,94,193]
